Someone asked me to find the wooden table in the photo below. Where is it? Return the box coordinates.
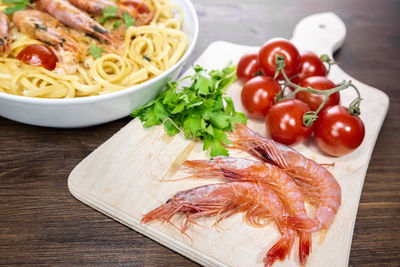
[1,0,399,266]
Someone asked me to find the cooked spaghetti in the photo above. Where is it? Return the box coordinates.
[0,0,186,98]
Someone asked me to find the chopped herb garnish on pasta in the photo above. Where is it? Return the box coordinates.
[2,0,29,3]
[123,12,136,27]
[3,0,30,15]
[112,20,123,30]
[100,6,119,24]
[87,44,105,59]
[131,64,247,157]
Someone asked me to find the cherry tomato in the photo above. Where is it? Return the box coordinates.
[122,0,150,13]
[291,51,327,85]
[265,99,313,145]
[295,76,340,111]
[17,44,58,71]
[258,38,301,80]
[314,105,365,157]
[241,76,281,119]
[236,53,260,84]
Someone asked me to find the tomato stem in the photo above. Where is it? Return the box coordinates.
[320,54,336,75]
[274,54,362,127]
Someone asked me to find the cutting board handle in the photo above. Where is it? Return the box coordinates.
[290,12,346,56]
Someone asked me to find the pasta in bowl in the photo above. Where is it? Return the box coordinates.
[0,0,198,127]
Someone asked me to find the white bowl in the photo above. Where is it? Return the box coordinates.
[0,0,199,128]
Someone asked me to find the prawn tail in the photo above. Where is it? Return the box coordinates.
[286,216,315,231]
[141,202,176,224]
[299,231,312,266]
[263,234,295,267]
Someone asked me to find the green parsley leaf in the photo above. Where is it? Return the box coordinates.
[123,12,136,27]
[183,114,202,138]
[2,0,28,3]
[210,113,231,129]
[195,75,214,95]
[132,100,169,127]
[204,133,229,157]
[164,119,180,136]
[4,4,25,15]
[2,0,29,5]
[131,64,247,157]
[3,0,30,15]
[112,20,122,30]
[100,6,119,24]
[87,44,105,59]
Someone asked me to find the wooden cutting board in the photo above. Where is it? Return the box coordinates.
[68,13,389,267]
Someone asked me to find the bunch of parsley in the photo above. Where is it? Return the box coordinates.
[131,65,247,157]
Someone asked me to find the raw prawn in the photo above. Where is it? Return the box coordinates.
[183,156,312,265]
[142,182,297,267]
[35,0,114,43]
[12,10,85,73]
[229,124,342,232]
[0,13,10,54]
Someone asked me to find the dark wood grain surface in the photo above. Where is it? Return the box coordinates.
[1,0,399,266]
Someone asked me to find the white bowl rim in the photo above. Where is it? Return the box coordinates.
[0,0,199,106]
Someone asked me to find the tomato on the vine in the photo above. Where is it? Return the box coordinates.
[17,44,58,71]
[236,53,260,84]
[241,76,281,119]
[295,76,340,111]
[265,99,313,145]
[291,51,327,84]
[258,38,301,79]
[314,105,365,156]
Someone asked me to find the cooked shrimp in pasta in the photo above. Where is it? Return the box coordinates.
[0,13,10,53]
[0,0,187,98]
